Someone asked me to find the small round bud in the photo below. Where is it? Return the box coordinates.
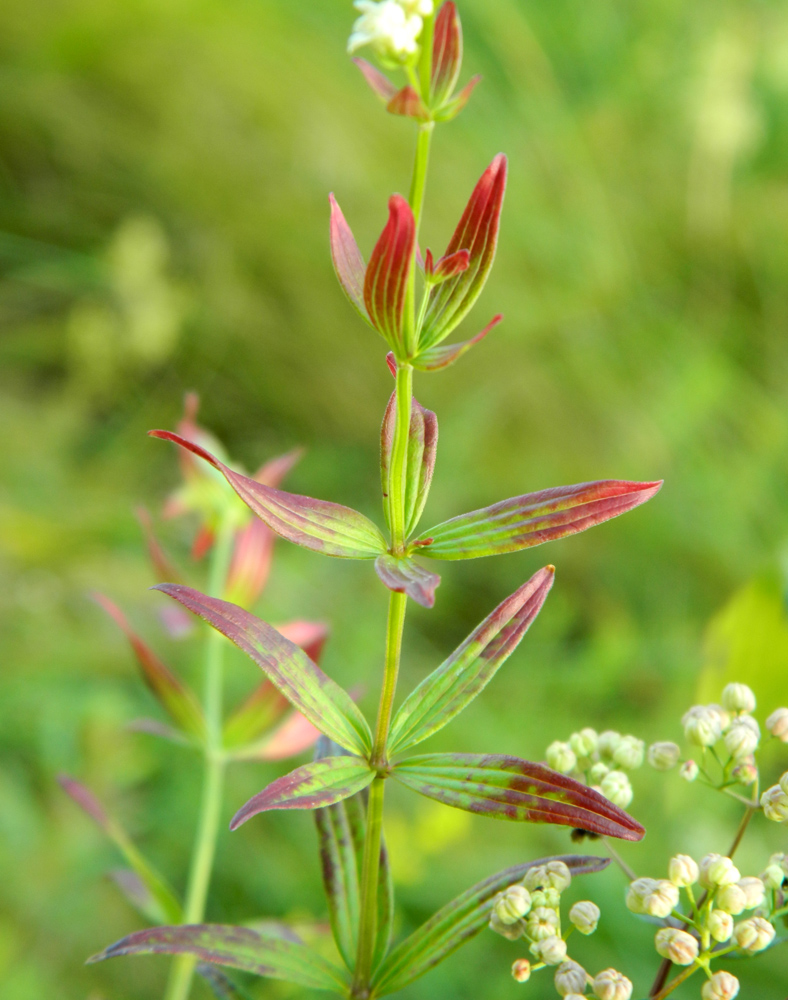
[699,854,741,888]
[715,883,747,915]
[569,900,600,935]
[593,968,633,1000]
[597,730,623,758]
[654,927,699,965]
[532,934,567,965]
[721,683,756,714]
[781,771,788,794]
[589,761,610,783]
[736,876,765,910]
[530,887,561,909]
[668,854,699,887]
[600,770,633,808]
[399,0,434,15]
[680,759,699,782]
[347,0,426,60]
[546,740,577,774]
[682,706,722,747]
[733,916,775,953]
[724,722,759,760]
[766,707,788,741]
[612,735,645,770]
[707,703,732,732]
[511,959,531,983]
[769,851,788,874]
[493,885,532,924]
[526,906,560,941]
[524,860,572,893]
[731,756,757,785]
[569,727,598,758]
[626,877,658,914]
[554,960,587,996]
[707,908,734,942]
[489,911,524,941]
[642,880,680,918]
[648,742,680,771]
[761,863,785,890]
[701,971,740,1000]
[760,783,788,823]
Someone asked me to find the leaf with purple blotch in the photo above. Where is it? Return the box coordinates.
[392,754,645,841]
[374,555,441,610]
[364,195,416,356]
[329,194,370,325]
[388,566,554,755]
[150,431,386,559]
[229,756,374,830]
[88,923,349,993]
[380,393,438,536]
[371,854,609,995]
[413,479,663,559]
[155,585,372,757]
[431,2,463,107]
[413,314,502,371]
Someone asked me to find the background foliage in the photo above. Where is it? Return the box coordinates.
[1,0,787,996]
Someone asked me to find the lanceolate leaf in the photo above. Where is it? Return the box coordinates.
[352,57,398,103]
[329,194,370,324]
[364,195,416,355]
[375,555,441,610]
[108,869,171,925]
[155,585,372,756]
[230,757,374,830]
[88,924,349,993]
[150,431,386,559]
[380,392,438,536]
[386,86,430,122]
[93,593,206,742]
[371,855,609,995]
[433,75,482,123]
[198,965,256,1000]
[431,1,463,107]
[414,479,663,560]
[413,314,502,371]
[388,567,554,756]
[392,754,645,841]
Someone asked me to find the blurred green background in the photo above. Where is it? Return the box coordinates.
[2,0,788,996]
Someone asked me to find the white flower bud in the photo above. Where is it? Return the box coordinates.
[489,911,524,940]
[707,703,732,732]
[526,906,560,941]
[699,854,740,888]
[736,877,765,910]
[733,916,775,953]
[598,730,623,758]
[493,885,532,924]
[766,707,788,741]
[761,863,785,890]
[642,880,680,918]
[626,877,658,914]
[530,887,561,909]
[589,761,610,783]
[680,759,699,781]
[569,900,600,935]
[569,727,598,758]
[701,971,740,1000]
[554,960,588,996]
[654,927,699,965]
[592,968,633,1000]
[781,771,788,794]
[348,0,424,60]
[668,854,699,887]
[731,756,758,785]
[546,740,577,774]
[682,705,722,747]
[715,883,747,915]
[398,0,433,15]
[524,860,572,893]
[533,934,567,965]
[769,851,788,873]
[648,741,680,771]
[600,770,633,808]
[511,958,531,983]
[708,908,734,942]
[724,722,759,760]
[760,783,788,823]
[721,683,756,714]
[612,735,645,770]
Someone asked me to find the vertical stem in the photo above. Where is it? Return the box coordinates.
[164,514,235,1000]
[404,125,433,358]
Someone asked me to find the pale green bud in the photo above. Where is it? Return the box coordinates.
[524,860,572,893]
[679,759,699,781]
[731,756,757,785]
[569,899,600,935]
[766,707,788,741]
[733,916,775,953]
[532,934,567,965]
[760,783,788,823]
[526,906,560,941]
[769,851,788,874]
[510,958,531,983]
[721,683,756,714]
[707,703,732,732]
[626,877,658,914]
[654,927,698,965]
[597,730,623,758]
[715,883,747,915]
[592,968,633,1000]
[489,911,524,941]
[642,880,679,918]
[668,854,699,887]
[647,741,680,771]
[600,769,633,808]
[699,854,740,888]
[348,0,425,60]
[554,960,588,996]
[701,972,739,1000]
[724,722,759,760]
[569,727,598,758]
[761,863,785,890]
[736,877,765,910]
[546,740,577,774]
[781,771,788,794]
[588,761,610,783]
[493,885,532,924]
[530,887,560,909]
[707,908,734,942]
[612,735,645,770]
[682,705,722,747]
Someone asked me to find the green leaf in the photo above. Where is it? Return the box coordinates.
[412,315,501,371]
[380,392,438,536]
[88,923,349,993]
[374,555,441,610]
[392,754,645,841]
[414,479,662,560]
[156,585,372,757]
[372,854,610,995]
[108,869,172,925]
[230,756,374,829]
[387,566,554,756]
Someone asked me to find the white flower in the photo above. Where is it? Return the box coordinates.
[736,876,765,910]
[761,783,788,823]
[707,703,732,731]
[532,934,567,965]
[654,927,698,965]
[511,958,531,983]
[733,916,775,953]
[682,705,722,747]
[724,721,759,759]
[721,683,756,714]
[493,885,531,924]
[546,740,577,774]
[524,860,571,893]
[680,759,699,781]
[708,908,734,942]
[648,741,680,771]
[526,906,560,941]
[554,960,588,996]
[626,877,658,914]
[642,880,679,918]
[668,854,699,887]
[569,727,598,758]
[766,707,788,741]
[398,0,434,14]
[600,770,633,808]
[701,971,739,1000]
[348,0,423,60]
[593,968,633,1000]
[715,883,746,915]
[568,900,600,935]
[699,854,740,889]
[612,735,645,770]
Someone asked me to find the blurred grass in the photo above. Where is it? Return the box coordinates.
[1,0,788,996]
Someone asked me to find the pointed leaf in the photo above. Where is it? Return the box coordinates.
[372,854,609,995]
[88,924,349,993]
[431,2,463,106]
[375,555,441,610]
[364,195,416,355]
[431,249,470,283]
[413,314,502,371]
[388,566,554,755]
[433,75,481,122]
[108,869,170,925]
[151,431,386,559]
[135,506,183,583]
[230,756,374,829]
[93,593,207,742]
[386,86,430,122]
[380,392,438,536]
[329,194,370,324]
[414,479,663,559]
[352,57,398,103]
[392,754,645,841]
[255,447,303,489]
[420,155,507,350]
[156,585,372,756]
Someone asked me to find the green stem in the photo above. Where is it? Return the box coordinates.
[164,513,235,1000]
[404,123,433,357]
[387,365,413,549]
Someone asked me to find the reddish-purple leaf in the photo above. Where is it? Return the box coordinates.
[413,314,502,371]
[329,194,370,324]
[352,57,398,103]
[431,249,470,283]
[150,431,386,559]
[364,195,416,355]
[277,620,330,664]
[433,75,481,122]
[230,756,373,829]
[414,479,663,559]
[225,518,275,609]
[393,754,645,841]
[420,155,507,349]
[386,86,430,122]
[93,593,206,741]
[155,585,372,756]
[375,555,441,610]
[380,392,438,536]
[431,2,463,107]
[58,774,110,831]
[135,506,182,583]
[386,352,397,378]
[249,712,321,761]
[388,566,554,755]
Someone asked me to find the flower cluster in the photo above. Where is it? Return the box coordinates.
[348,0,433,62]
[545,729,645,809]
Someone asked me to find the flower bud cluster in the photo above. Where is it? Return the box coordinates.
[545,728,644,809]
[347,0,434,62]
[760,771,788,824]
